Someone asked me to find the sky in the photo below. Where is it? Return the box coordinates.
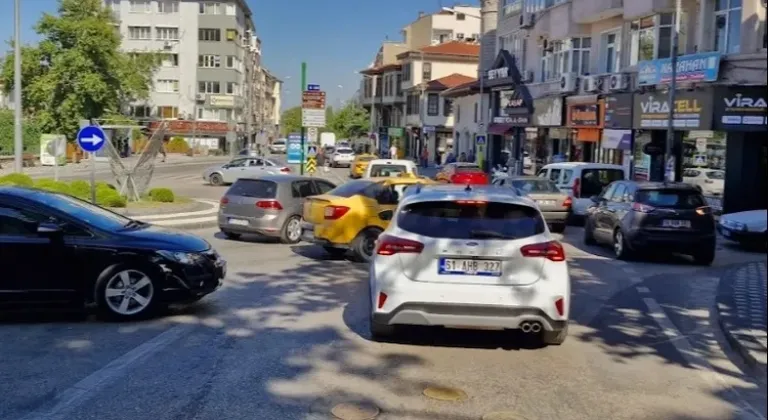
[0,0,478,111]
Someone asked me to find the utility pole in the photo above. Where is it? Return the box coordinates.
[13,0,22,172]
[664,0,682,182]
[300,62,306,175]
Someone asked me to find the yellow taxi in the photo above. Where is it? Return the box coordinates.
[301,176,436,262]
[349,154,377,178]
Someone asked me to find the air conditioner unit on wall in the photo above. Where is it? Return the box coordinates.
[195,94,205,102]
[520,13,534,28]
[609,73,629,91]
[560,73,579,93]
[582,75,602,93]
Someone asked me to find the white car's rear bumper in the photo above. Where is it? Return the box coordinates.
[369,264,570,331]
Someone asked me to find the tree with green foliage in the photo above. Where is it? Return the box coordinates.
[0,0,156,140]
[280,106,302,136]
[327,104,370,139]
[0,109,42,156]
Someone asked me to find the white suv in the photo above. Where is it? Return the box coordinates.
[368,184,570,345]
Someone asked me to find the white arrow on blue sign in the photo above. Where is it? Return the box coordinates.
[476,135,486,145]
[76,125,107,153]
[307,84,320,91]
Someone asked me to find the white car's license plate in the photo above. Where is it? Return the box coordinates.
[439,258,501,276]
[228,218,249,226]
[662,219,691,228]
[536,200,555,205]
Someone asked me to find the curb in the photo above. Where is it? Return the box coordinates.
[716,303,768,378]
[133,199,219,231]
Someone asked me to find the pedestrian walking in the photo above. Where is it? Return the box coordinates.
[159,139,167,162]
[389,143,398,159]
[420,146,429,168]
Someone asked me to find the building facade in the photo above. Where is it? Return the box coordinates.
[106,0,278,145]
[443,0,766,212]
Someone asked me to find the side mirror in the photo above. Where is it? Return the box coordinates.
[590,195,600,204]
[378,210,394,221]
[37,222,62,236]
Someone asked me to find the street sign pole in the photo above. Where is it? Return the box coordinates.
[76,124,107,204]
[300,62,307,175]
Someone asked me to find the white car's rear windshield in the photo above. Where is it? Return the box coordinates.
[370,164,408,177]
[273,140,285,145]
[336,148,354,154]
[397,201,545,240]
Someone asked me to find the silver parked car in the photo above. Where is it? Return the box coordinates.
[218,174,337,243]
[203,157,291,186]
[269,139,287,154]
[493,175,572,233]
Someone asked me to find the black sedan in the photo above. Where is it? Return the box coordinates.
[0,186,226,319]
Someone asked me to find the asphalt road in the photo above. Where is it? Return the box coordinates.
[1,223,766,420]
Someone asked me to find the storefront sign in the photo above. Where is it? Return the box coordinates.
[533,97,563,127]
[492,116,530,125]
[487,67,508,80]
[602,129,632,150]
[209,95,236,107]
[603,93,633,128]
[713,86,768,131]
[494,89,531,125]
[567,103,600,127]
[633,90,713,130]
[637,52,721,86]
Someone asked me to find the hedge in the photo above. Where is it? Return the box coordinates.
[0,173,34,187]
[166,137,189,154]
[147,187,175,203]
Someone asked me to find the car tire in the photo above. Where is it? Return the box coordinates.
[541,324,568,346]
[323,246,347,258]
[692,246,715,266]
[550,223,566,234]
[222,231,241,240]
[583,219,597,245]
[351,227,383,263]
[280,215,302,244]
[209,173,224,186]
[613,229,633,260]
[95,264,161,321]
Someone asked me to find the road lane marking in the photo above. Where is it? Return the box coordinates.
[642,297,766,420]
[17,325,194,420]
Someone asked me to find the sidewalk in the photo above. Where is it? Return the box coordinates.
[0,154,230,177]
[113,199,219,230]
[716,260,767,375]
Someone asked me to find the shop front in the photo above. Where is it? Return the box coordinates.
[632,89,715,192]
[565,97,604,162]
[602,93,634,175]
[483,50,533,172]
[713,86,768,213]
[532,96,565,168]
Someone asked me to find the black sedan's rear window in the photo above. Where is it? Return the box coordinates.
[397,201,545,240]
[635,189,706,209]
[226,179,277,198]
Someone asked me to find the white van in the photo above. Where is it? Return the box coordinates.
[363,159,419,178]
[537,162,626,217]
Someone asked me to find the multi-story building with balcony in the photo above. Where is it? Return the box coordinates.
[443,0,766,212]
[105,0,264,146]
[260,69,282,140]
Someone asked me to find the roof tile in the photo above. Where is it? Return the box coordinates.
[426,73,477,91]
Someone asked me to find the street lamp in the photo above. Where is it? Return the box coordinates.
[13,0,22,172]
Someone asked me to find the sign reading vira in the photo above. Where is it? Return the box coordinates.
[725,95,767,108]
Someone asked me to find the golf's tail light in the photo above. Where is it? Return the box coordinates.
[256,200,283,210]
[375,235,424,255]
[554,297,565,317]
[324,205,350,220]
[280,167,291,173]
[632,202,655,213]
[520,241,565,262]
[377,292,388,309]
[563,196,572,207]
[220,197,229,205]
[695,206,712,216]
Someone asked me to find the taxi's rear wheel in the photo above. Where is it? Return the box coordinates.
[352,227,383,263]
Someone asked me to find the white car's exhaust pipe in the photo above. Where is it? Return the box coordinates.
[520,322,532,333]
[530,322,542,333]
[520,321,542,333]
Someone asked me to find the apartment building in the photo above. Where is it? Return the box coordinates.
[106,0,262,144]
[440,0,766,211]
[260,69,282,140]
[402,6,483,48]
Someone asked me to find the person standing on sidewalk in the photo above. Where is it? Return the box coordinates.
[389,143,398,159]
[420,146,429,168]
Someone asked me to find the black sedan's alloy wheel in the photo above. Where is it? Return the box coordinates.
[96,265,160,320]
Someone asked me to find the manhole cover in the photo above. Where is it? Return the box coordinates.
[422,386,467,401]
[330,402,380,420]
[482,412,528,420]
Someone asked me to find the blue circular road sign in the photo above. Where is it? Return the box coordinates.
[76,125,107,153]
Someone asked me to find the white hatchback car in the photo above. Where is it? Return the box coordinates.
[368,184,571,346]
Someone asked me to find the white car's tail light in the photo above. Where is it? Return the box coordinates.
[375,235,424,256]
[554,297,565,316]
[520,241,565,262]
[377,292,388,308]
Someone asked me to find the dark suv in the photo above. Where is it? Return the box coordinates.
[583,181,716,265]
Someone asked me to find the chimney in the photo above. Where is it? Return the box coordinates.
[418,11,425,18]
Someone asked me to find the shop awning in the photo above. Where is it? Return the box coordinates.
[487,124,515,134]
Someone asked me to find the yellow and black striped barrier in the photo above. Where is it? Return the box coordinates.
[305,157,316,175]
